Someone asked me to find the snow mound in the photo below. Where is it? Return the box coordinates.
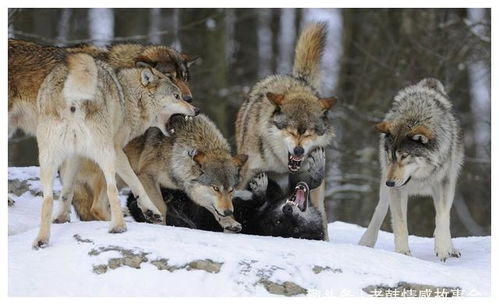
[8,167,490,297]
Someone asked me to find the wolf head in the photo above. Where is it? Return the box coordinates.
[257,182,324,240]
[187,149,248,221]
[376,121,436,188]
[139,67,199,135]
[266,91,336,172]
[134,45,198,103]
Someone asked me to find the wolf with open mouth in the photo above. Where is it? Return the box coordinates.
[127,171,325,240]
[235,23,336,239]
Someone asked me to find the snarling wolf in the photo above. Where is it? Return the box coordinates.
[9,38,198,225]
[358,78,464,262]
[71,114,248,232]
[32,53,197,249]
[126,164,325,240]
[235,23,337,239]
[8,39,197,136]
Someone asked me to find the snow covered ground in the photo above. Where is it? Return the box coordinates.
[8,167,491,297]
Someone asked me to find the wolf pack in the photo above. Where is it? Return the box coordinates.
[8,22,464,262]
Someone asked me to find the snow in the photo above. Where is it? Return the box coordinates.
[8,167,490,297]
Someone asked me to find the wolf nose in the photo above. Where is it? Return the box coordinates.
[386,181,396,187]
[293,146,304,156]
[223,210,233,217]
[282,204,293,216]
[183,95,193,103]
[193,107,200,116]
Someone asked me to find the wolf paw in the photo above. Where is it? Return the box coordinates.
[53,214,71,224]
[396,248,412,256]
[108,222,127,234]
[223,222,242,233]
[143,209,163,224]
[435,246,461,262]
[249,172,268,196]
[32,237,49,250]
[219,217,242,233]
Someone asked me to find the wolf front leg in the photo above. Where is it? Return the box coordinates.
[432,178,461,262]
[33,149,62,249]
[310,181,329,241]
[114,148,163,224]
[137,173,168,224]
[53,155,82,223]
[359,180,390,247]
[389,189,411,256]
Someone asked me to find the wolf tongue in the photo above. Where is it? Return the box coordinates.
[295,189,306,210]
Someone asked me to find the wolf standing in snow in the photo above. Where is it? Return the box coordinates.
[33,53,197,248]
[359,78,464,262]
[235,23,337,240]
[9,39,199,225]
[73,114,247,232]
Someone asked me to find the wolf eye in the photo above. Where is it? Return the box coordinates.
[174,94,180,100]
[228,187,234,193]
[400,153,409,159]
[212,185,220,192]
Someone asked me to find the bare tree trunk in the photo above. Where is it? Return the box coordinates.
[88,8,114,46]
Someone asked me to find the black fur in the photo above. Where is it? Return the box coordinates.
[127,178,324,240]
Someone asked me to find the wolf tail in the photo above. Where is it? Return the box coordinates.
[62,53,98,103]
[292,22,328,90]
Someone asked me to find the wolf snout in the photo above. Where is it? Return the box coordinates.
[282,204,293,216]
[386,180,396,187]
[223,210,233,217]
[293,146,305,156]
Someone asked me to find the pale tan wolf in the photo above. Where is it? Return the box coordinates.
[9,38,198,224]
[70,114,247,232]
[235,23,337,239]
[359,78,464,262]
[32,53,197,248]
[8,39,197,136]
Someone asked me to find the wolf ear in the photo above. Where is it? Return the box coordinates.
[409,125,433,144]
[266,92,285,107]
[189,149,206,166]
[233,154,248,168]
[141,68,159,87]
[375,121,392,134]
[136,56,156,68]
[417,78,447,95]
[319,96,337,111]
[185,55,200,67]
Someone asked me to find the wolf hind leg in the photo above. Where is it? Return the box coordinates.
[54,155,82,223]
[33,149,63,249]
[359,180,390,247]
[92,149,127,233]
[432,179,460,262]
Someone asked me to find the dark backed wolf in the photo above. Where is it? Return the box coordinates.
[127,151,326,240]
[234,23,337,240]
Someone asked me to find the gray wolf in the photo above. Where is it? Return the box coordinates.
[8,39,197,136]
[358,78,464,262]
[235,23,337,239]
[32,53,197,248]
[9,38,198,225]
[71,114,248,232]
